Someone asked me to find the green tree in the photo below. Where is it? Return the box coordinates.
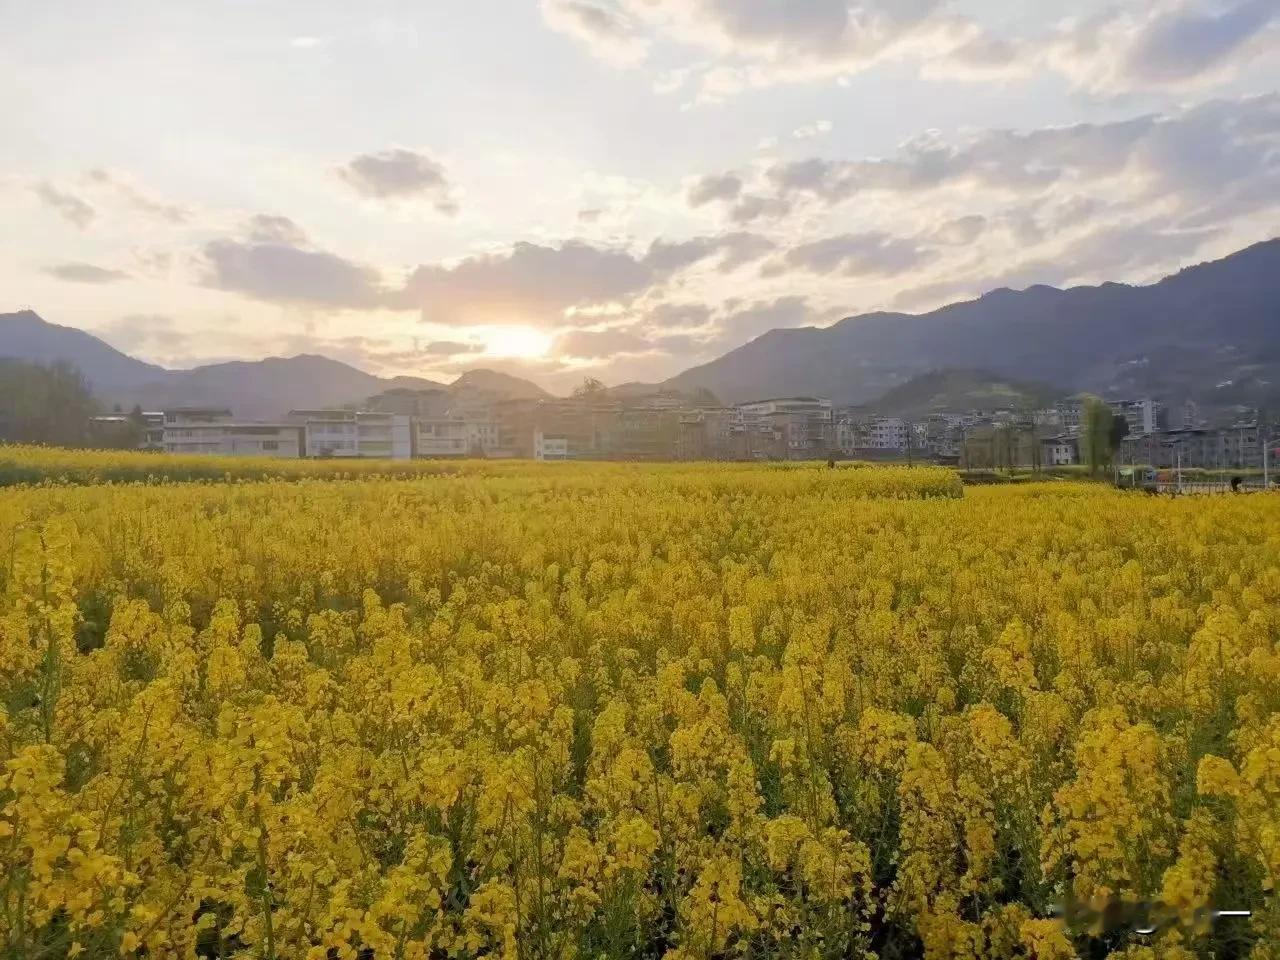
[0,359,96,447]
[1080,396,1116,475]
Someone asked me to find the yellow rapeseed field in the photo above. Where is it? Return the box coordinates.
[1,454,1277,959]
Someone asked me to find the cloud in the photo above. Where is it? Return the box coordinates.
[201,237,386,308]
[1026,1,1280,94]
[246,214,308,245]
[928,33,1026,79]
[793,120,834,140]
[729,194,794,224]
[553,327,650,359]
[646,302,713,328]
[642,232,775,273]
[1124,0,1278,83]
[927,215,987,245]
[423,340,484,356]
[43,262,131,284]
[85,169,189,224]
[339,148,457,213]
[399,240,654,327]
[537,0,1277,100]
[721,95,1280,215]
[774,232,936,277]
[33,182,96,228]
[538,0,975,99]
[539,0,649,65]
[688,172,743,207]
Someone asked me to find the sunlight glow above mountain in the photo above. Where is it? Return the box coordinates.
[481,325,552,360]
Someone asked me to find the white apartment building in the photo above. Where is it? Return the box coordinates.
[534,430,570,460]
[465,420,500,453]
[163,421,303,457]
[291,410,412,460]
[414,418,501,457]
[416,419,468,457]
[866,417,909,451]
[1041,436,1079,466]
[736,397,834,419]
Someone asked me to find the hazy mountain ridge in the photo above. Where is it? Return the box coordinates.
[662,238,1280,409]
[865,369,1059,419]
[0,311,543,417]
[6,238,1280,418]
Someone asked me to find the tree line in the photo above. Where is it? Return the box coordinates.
[0,358,143,448]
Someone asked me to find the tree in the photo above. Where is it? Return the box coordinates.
[0,358,96,447]
[1080,397,1116,475]
[572,377,607,400]
[1108,413,1130,460]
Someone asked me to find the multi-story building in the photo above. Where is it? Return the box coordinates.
[290,410,412,459]
[534,430,570,461]
[163,421,303,457]
[735,398,834,460]
[866,417,908,451]
[1055,400,1084,434]
[1119,426,1267,470]
[413,417,501,458]
[87,410,166,450]
[464,419,501,454]
[1109,398,1167,436]
[1040,435,1079,466]
[921,415,964,459]
[164,407,233,426]
[415,418,470,457]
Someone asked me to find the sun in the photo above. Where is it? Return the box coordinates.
[481,326,551,359]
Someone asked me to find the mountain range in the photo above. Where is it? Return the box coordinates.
[0,310,549,417]
[3,237,1279,417]
[659,237,1280,410]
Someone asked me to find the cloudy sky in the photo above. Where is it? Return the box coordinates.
[3,0,1279,392]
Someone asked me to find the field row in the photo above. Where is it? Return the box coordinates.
[0,467,1277,958]
[0,444,961,499]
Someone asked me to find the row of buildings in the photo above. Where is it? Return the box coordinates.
[134,397,842,462]
[96,391,1273,469]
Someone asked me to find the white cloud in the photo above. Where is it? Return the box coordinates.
[540,0,649,66]
[1047,0,1280,94]
[200,220,387,309]
[84,169,190,224]
[338,148,457,214]
[792,120,834,140]
[43,262,131,284]
[32,182,96,229]
[772,231,936,277]
[553,327,651,359]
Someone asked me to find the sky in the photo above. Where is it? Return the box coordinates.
[2,0,1279,393]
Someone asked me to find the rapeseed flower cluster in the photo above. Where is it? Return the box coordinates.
[0,458,1276,958]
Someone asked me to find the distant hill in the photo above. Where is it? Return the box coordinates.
[0,311,544,418]
[661,238,1280,411]
[867,370,1058,418]
[605,383,722,406]
[450,368,551,400]
[0,309,167,390]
